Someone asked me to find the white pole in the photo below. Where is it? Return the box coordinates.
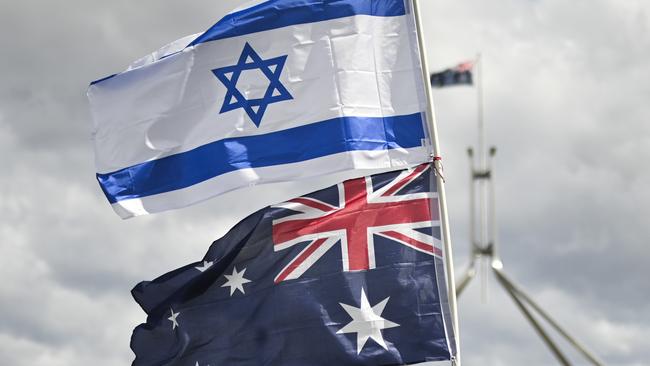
[476,53,488,251]
[475,52,490,303]
[468,148,476,252]
[495,267,605,366]
[477,53,485,170]
[494,268,572,366]
[476,53,488,250]
[411,1,461,364]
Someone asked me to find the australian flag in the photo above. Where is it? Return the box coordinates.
[430,61,474,88]
[130,164,455,365]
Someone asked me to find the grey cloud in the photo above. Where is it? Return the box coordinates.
[1,0,649,365]
[426,0,650,364]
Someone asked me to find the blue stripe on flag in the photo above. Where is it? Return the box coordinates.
[188,0,407,47]
[97,113,426,204]
[90,0,407,86]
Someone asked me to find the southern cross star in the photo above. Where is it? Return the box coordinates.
[337,288,400,354]
[195,260,213,272]
[212,42,293,127]
[168,307,180,330]
[221,266,252,296]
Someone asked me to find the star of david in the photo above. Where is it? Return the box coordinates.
[212,43,293,127]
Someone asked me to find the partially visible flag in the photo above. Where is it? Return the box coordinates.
[130,164,455,365]
[87,0,433,219]
[430,61,474,88]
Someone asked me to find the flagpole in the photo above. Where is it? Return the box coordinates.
[411,1,461,364]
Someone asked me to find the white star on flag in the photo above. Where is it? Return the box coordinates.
[195,260,214,272]
[168,308,180,329]
[337,288,399,354]
[221,266,252,296]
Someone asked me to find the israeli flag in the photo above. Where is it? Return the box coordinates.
[88,0,432,219]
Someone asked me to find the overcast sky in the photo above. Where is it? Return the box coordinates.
[1,0,648,365]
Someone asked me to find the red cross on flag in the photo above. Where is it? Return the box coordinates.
[272,164,442,283]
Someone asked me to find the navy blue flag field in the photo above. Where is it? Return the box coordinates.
[131,164,456,366]
[430,61,474,88]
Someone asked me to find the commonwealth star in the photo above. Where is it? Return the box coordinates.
[337,288,399,354]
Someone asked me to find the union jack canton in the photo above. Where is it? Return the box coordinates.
[272,163,442,283]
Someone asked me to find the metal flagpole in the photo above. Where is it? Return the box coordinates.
[494,268,572,366]
[476,53,485,170]
[468,147,476,258]
[475,52,485,257]
[447,53,604,364]
[494,267,606,366]
[411,0,461,364]
[455,148,477,297]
